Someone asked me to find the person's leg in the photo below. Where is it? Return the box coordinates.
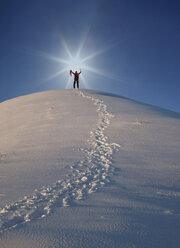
[73,80,76,88]
[77,80,79,89]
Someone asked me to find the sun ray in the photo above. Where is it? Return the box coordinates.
[22,48,69,65]
[44,66,69,83]
[81,42,118,63]
[81,74,89,89]
[37,51,69,65]
[76,28,90,59]
[82,65,121,82]
[60,37,73,59]
[76,38,85,59]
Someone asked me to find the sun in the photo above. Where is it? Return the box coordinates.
[34,36,118,89]
[68,57,83,72]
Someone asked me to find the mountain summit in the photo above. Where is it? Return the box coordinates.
[0,90,180,248]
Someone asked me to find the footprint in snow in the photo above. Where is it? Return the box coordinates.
[0,91,120,233]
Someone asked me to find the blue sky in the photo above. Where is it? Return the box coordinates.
[1,0,180,112]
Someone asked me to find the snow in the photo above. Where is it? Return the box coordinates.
[0,89,180,247]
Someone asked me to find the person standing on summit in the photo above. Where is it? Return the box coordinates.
[70,70,81,89]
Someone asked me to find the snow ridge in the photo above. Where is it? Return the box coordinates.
[0,91,120,233]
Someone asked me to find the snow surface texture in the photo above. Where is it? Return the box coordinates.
[0,89,180,248]
[0,90,120,232]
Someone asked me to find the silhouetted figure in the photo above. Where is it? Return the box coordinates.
[70,70,81,89]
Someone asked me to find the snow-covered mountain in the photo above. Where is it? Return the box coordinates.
[0,89,180,248]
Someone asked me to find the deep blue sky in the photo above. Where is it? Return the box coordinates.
[1,0,180,112]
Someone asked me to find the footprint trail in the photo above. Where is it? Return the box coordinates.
[0,90,120,233]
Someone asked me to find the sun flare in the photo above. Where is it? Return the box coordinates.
[35,37,118,89]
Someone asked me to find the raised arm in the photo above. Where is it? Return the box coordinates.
[70,70,75,75]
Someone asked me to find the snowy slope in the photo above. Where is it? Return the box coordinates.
[0,89,180,248]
